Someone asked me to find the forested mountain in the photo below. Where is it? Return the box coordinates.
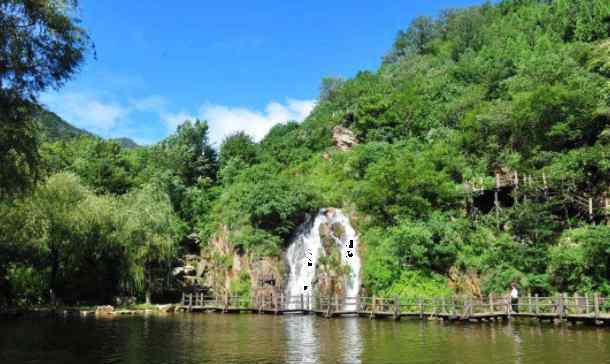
[110,137,140,149]
[34,107,139,149]
[34,108,93,142]
[1,0,609,307]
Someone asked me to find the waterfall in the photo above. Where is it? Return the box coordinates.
[284,209,361,310]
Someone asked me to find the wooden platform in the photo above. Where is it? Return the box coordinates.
[177,293,610,326]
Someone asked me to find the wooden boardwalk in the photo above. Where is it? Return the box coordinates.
[177,292,610,326]
[466,170,610,221]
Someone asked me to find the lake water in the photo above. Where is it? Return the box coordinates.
[1,313,610,364]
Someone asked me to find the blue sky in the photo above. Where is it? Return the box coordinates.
[41,0,484,146]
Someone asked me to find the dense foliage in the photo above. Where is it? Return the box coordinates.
[1,0,609,306]
[0,0,92,197]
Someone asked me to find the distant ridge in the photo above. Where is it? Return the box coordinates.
[35,107,139,149]
[35,108,93,141]
[110,137,140,149]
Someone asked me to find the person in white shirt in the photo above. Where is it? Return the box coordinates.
[510,282,519,313]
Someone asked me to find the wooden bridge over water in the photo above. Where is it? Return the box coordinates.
[178,292,610,326]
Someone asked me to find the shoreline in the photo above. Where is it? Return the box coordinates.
[0,303,178,319]
[4,305,610,329]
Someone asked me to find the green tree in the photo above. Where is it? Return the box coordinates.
[118,184,181,304]
[42,136,136,194]
[0,0,92,196]
[29,173,88,303]
[384,16,437,63]
[219,131,258,170]
[156,120,218,187]
[319,77,345,102]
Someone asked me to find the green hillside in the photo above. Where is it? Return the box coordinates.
[1,0,609,306]
[34,107,139,149]
[199,0,610,297]
[110,137,140,149]
[34,108,93,142]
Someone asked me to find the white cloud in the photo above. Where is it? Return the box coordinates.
[130,95,168,112]
[40,92,128,132]
[41,89,316,148]
[161,98,316,146]
[286,99,317,121]
[161,111,196,130]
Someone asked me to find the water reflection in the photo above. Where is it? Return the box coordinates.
[2,315,610,364]
[340,317,363,364]
[509,324,524,364]
[285,315,319,363]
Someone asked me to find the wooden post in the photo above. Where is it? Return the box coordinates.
[574,293,579,314]
[451,295,456,317]
[557,294,564,321]
[462,297,467,319]
[528,293,532,314]
[585,293,590,315]
[188,293,193,311]
[514,171,519,188]
[394,296,400,321]
[589,198,594,221]
[488,293,493,313]
[356,296,361,313]
[494,189,500,229]
[594,293,600,320]
[371,296,376,319]
[535,294,539,315]
[334,294,339,314]
[224,293,229,313]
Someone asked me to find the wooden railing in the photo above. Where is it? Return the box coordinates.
[466,170,610,220]
[178,292,610,324]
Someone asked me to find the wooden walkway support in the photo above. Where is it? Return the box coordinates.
[176,292,610,326]
[466,170,610,222]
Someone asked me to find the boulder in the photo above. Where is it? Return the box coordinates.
[332,126,358,151]
[156,304,176,313]
[95,305,114,315]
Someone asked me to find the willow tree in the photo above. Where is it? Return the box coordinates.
[119,184,181,304]
[29,173,91,303]
[0,0,92,196]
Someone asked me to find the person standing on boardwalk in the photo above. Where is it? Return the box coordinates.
[510,282,519,313]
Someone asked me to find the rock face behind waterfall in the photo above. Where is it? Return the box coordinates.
[176,225,284,297]
[284,209,362,305]
[177,210,361,305]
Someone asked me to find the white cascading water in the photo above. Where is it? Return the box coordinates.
[285,209,361,310]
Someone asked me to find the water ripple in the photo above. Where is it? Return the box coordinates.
[1,314,610,364]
